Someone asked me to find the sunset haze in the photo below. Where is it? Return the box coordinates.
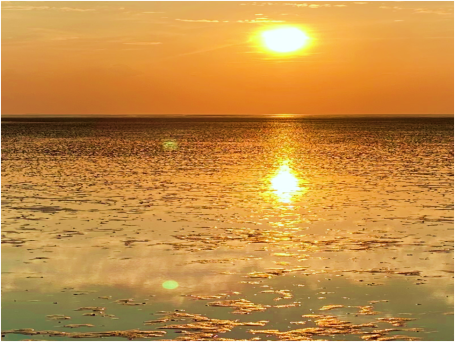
[2,1,454,115]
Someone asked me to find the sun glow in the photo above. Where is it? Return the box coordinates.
[261,27,310,53]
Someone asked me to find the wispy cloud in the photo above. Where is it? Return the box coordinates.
[123,42,162,46]
[0,5,96,12]
[176,19,220,23]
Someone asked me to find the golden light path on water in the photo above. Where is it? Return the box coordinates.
[270,160,302,203]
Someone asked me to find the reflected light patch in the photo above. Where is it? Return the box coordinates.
[162,280,179,290]
[262,27,310,53]
[270,162,300,203]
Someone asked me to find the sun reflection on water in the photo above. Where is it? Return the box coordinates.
[270,161,301,203]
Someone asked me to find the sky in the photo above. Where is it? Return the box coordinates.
[2,1,454,115]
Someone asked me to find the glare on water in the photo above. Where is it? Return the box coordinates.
[270,160,301,203]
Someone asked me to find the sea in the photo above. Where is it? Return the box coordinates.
[1,115,454,341]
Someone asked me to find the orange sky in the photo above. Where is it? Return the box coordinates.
[2,1,454,115]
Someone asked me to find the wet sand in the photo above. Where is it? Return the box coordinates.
[2,116,453,341]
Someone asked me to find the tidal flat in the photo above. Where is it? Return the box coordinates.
[1,116,453,341]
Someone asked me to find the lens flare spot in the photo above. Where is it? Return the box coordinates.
[163,140,178,151]
[162,280,179,290]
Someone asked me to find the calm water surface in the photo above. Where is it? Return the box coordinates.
[2,116,454,341]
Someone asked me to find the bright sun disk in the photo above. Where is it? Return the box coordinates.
[262,27,310,53]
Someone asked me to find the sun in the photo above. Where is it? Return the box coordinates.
[261,27,310,53]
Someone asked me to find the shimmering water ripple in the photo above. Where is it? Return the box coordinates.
[2,117,453,341]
